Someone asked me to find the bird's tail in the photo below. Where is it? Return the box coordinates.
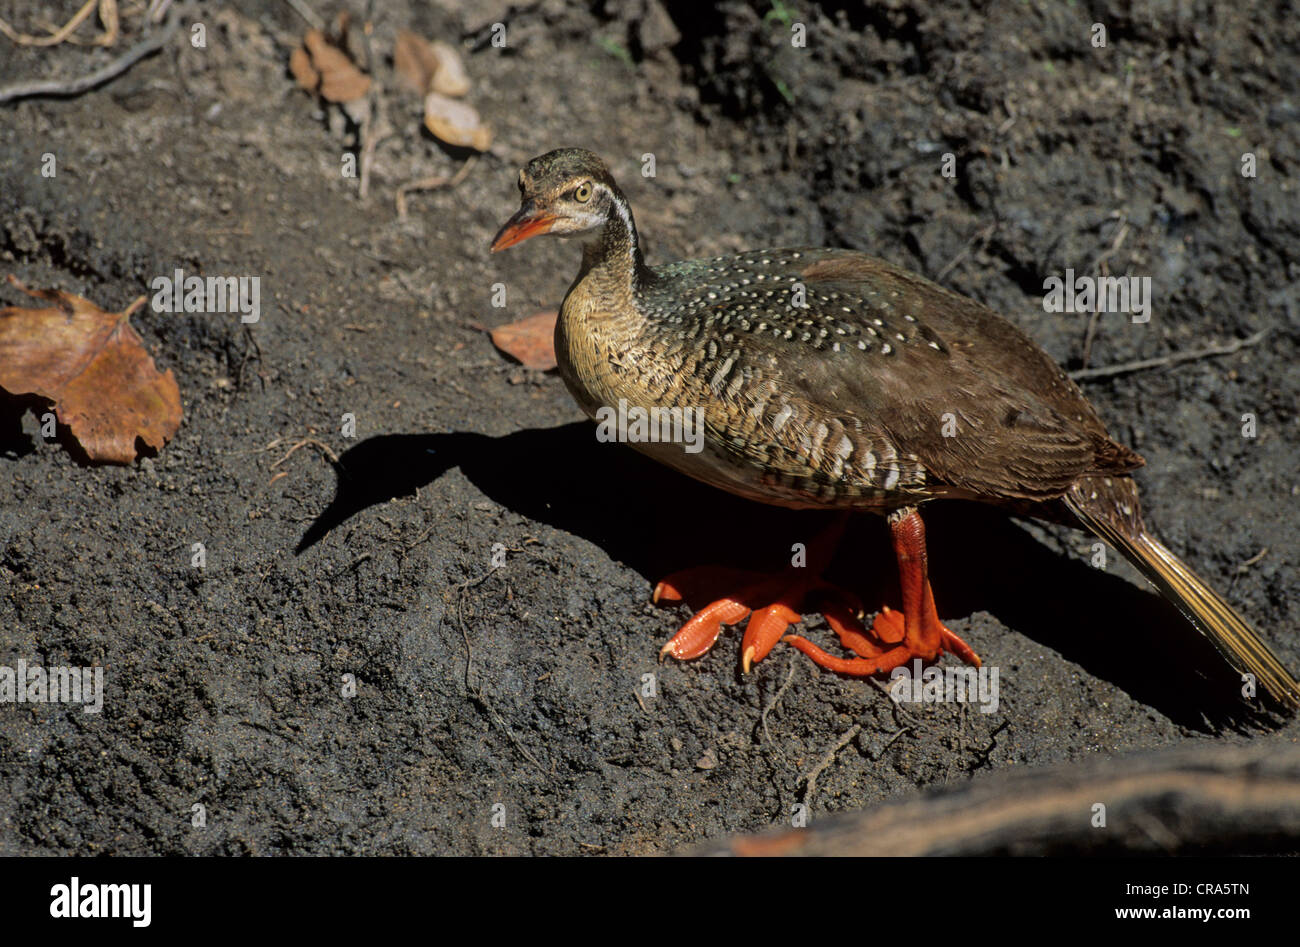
[1064,477,1300,709]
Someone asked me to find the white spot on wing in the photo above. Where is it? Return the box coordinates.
[772,404,794,431]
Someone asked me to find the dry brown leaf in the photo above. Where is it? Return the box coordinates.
[395,32,472,97]
[289,44,319,90]
[424,92,491,150]
[0,276,182,464]
[293,28,371,103]
[393,29,437,93]
[490,311,558,371]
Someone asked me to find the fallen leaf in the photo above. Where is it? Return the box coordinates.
[393,29,438,93]
[0,276,183,464]
[395,32,472,97]
[289,44,319,90]
[424,92,492,150]
[292,28,370,103]
[489,311,558,371]
[428,41,471,97]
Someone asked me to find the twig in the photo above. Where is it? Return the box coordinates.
[396,156,478,218]
[1234,547,1268,574]
[1080,213,1130,369]
[872,725,912,760]
[758,651,798,746]
[283,0,324,31]
[935,222,996,283]
[270,437,340,468]
[0,0,102,47]
[798,723,861,809]
[869,676,919,726]
[147,0,173,25]
[0,2,180,104]
[453,572,547,774]
[1080,308,1103,370]
[1068,329,1267,382]
[236,322,264,391]
[330,551,372,580]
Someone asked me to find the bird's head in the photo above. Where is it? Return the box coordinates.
[491,148,623,252]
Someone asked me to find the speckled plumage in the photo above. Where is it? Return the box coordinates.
[492,148,1300,707]
[547,163,1141,514]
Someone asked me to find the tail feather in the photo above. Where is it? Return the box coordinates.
[1065,478,1300,709]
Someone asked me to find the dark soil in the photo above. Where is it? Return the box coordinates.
[1,0,1297,855]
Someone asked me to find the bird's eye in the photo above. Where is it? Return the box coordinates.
[573,182,593,203]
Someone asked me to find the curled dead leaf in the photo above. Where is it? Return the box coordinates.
[395,32,472,97]
[489,311,558,371]
[424,92,491,151]
[0,276,183,464]
[289,44,319,90]
[293,28,371,103]
[428,41,471,97]
[394,29,437,93]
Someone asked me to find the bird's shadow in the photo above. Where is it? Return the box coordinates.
[297,422,1280,732]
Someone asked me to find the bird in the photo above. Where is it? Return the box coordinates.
[490,147,1300,709]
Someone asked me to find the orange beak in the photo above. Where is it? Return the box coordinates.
[491,204,558,252]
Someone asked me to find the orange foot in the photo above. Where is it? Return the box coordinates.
[784,603,980,675]
[653,507,982,678]
[653,565,869,673]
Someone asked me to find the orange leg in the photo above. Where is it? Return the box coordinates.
[784,507,981,675]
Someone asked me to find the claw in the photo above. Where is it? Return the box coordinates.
[739,601,802,672]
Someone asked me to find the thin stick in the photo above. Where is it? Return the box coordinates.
[758,651,798,746]
[0,0,98,47]
[0,3,180,104]
[1235,547,1268,575]
[146,0,173,24]
[799,723,861,808]
[1080,213,1129,369]
[395,155,477,218]
[453,573,547,774]
[1068,329,1267,382]
[935,222,996,284]
[270,437,340,468]
[283,0,324,31]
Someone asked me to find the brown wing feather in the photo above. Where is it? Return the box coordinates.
[800,253,1142,501]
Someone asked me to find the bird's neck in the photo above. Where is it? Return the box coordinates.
[577,188,651,299]
[557,188,656,414]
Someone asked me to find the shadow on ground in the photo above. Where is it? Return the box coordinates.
[299,422,1272,732]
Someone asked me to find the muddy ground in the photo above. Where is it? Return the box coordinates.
[0,0,1297,855]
